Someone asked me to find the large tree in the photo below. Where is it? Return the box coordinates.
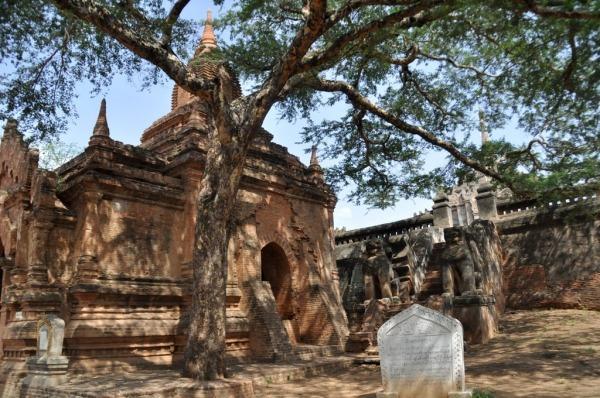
[1,0,598,380]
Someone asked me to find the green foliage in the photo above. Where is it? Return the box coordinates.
[38,140,82,170]
[302,108,444,208]
[450,134,600,200]
[472,389,496,398]
[0,0,197,141]
[220,0,599,204]
[1,0,599,206]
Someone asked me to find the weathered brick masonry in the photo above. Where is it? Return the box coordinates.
[0,15,348,387]
[497,197,600,310]
[335,181,599,352]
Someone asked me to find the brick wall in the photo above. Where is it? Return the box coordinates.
[246,280,293,361]
[498,202,600,310]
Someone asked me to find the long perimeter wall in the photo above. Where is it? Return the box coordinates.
[335,190,600,313]
[497,195,600,310]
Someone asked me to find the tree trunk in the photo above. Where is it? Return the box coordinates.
[182,113,252,380]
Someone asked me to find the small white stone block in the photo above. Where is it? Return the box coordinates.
[25,314,69,387]
[35,314,66,358]
[448,391,473,398]
[377,391,399,398]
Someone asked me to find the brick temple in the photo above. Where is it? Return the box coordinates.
[0,15,347,381]
[2,11,599,398]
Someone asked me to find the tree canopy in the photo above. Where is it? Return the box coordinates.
[2,1,599,204]
[222,0,600,203]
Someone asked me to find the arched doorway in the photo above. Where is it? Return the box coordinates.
[260,242,294,321]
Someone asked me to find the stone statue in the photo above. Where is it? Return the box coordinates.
[362,239,394,300]
[24,314,69,388]
[440,230,477,295]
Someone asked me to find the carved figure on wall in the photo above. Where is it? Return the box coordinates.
[362,239,394,300]
[440,231,477,295]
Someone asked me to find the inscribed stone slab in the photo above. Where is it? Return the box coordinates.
[38,325,48,354]
[377,304,465,398]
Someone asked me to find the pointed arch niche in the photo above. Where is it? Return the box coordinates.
[260,242,294,321]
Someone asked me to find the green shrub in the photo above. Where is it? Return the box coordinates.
[472,389,495,398]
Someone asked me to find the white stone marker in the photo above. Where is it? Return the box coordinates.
[376,304,470,398]
[24,314,69,388]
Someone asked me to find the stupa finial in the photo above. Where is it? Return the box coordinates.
[310,145,320,167]
[92,98,110,137]
[200,10,217,49]
[478,108,490,146]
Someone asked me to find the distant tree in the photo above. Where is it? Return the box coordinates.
[1,0,598,380]
[38,140,82,170]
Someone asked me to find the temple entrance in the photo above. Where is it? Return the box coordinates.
[260,242,294,321]
[261,242,300,344]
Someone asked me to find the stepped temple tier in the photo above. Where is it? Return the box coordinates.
[0,13,347,384]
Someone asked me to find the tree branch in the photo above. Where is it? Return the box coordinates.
[419,50,499,78]
[307,77,516,189]
[372,43,419,66]
[50,0,211,95]
[326,0,420,27]
[505,139,545,170]
[31,47,62,87]
[301,1,452,71]
[516,0,600,20]
[245,0,329,130]
[408,76,458,117]
[353,109,392,187]
[160,0,192,47]
[562,25,578,91]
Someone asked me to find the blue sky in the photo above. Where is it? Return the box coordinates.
[59,75,433,231]
[2,1,530,231]
[33,2,437,231]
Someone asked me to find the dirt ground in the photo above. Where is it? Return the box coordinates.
[466,309,600,398]
[254,309,600,397]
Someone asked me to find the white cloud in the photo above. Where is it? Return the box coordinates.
[334,206,352,220]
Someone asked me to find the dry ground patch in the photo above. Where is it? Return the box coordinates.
[466,309,600,398]
[254,309,600,397]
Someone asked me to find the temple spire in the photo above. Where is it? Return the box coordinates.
[478,108,489,147]
[92,99,110,137]
[200,10,217,49]
[309,145,324,184]
[310,145,320,168]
